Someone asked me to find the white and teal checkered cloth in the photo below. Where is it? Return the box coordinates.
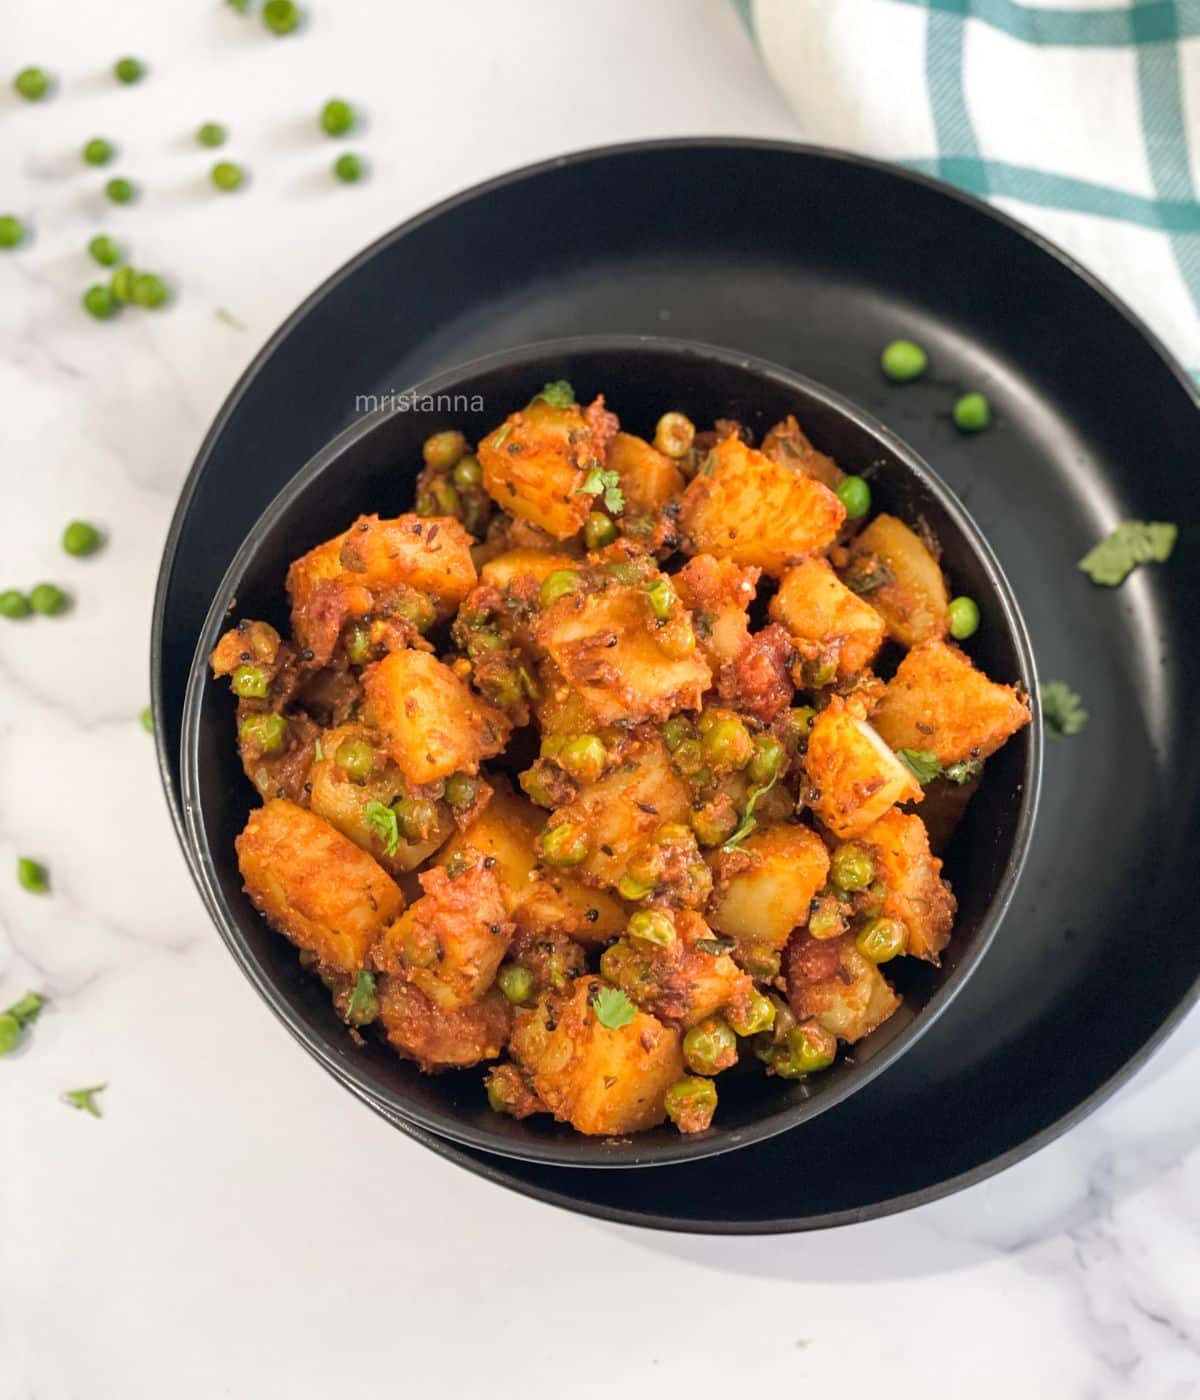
[735,0,1200,376]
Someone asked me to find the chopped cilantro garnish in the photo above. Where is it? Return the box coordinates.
[364,799,400,856]
[582,465,624,514]
[897,748,943,784]
[723,770,781,852]
[1077,521,1176,586]
[62,1084,106,1118]
[1042,680,1088,737]
[591,985,637,1030]
[344,970,379,1026]
[535,380,575,408]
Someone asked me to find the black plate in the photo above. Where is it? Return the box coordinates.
[153,139,1200,1230]
[181,336,1040,1168]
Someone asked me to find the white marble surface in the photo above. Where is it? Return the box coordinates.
[2,2,1198,1396]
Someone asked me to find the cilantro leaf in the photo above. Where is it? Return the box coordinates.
[62,1084,106,1118]
[944,758,983,786]
[723,770,781,852]
[1078,521,1176,587]
[591,985,637,1030]
[535,379,575,408]
[694,937,735,956]
[1041,680,1088,737]
[581,466,624,514]
[344,970,379,1027]
[897,748,943,784]
[364,799,400,856]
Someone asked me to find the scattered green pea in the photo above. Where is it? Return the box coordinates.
[539,569,580,608]
[836,474,871,520]
[700,715,752,771]
[334,737,375,782]
[131,272,168,308]
[664,1076,717,1132]
[422,429,465,470]
[954,391,991,433]
[616,874,652,901]
[140,706,154,734]
[238,712,287,754]
[727,989,776,1038]
[333,152,365,184]
[627,909,675,948]
[855,916,907,964]
[83,284,118,319]
[262,0,302,34]
[211,161,245,192]
[62,520,103,557]
[770,1023,836,1078]
[83,138,115,166]
[113,57,145,85]
[344,622,372,665]
[452,454,482,489]
[196,122,227,148]
[105,177,136,205]
[14,67,51,101]
[230,663,270,698]
[747,734,784,787]
[654,411,695,459]
[109,265,137,303]
[948,596,980,640]
[682,1018,737,1076]
[831,843,874,892]
[0,991,45,1055]
[539,820,589,867]
[444,772,479,809]
[644,577,676,621]
[0,590,31,620]
[558,734,606,785]
[497,964,535,1006]
[0,1015,20,1056]
[394,796,438,843]
[88,234,121,267]
[17,857,49,894]
[881,339,928,383]
[0,216,26,250]
[29,583,68,615]
[584,511,618,550]
[320,98,355,136]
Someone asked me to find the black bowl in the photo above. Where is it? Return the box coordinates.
[181,334,1042,1167]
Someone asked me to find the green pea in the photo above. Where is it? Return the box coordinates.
[452,454,482,489]
[262,0,302,34]
[239,712,288,754]
[747,734,785,786]
[140,706,154,734]
[105,177,136,204]
[196,122,226,148]
[855,917,907,964]
[113,57,145,84]
[627,909,675,947]
[394,796,438,843]
[788,706,816,742]
[14,67,51,101]
[682,1018,737,1076]
[539,569,580,608]
[954,391,990,433]
[831,843,873,892]
[109,266,138,303]
[29,583,68,615]
[88,234,121,267]
[645,577,676,621]
[334,737,375,782]
[131,273,168,308]
[444,772,480,810]
[62,520,102,557]
[17,857,49,894]
[770,1023,837,1078]
[211,161,245,193]
[727,989,776,1037]
[230,663,269,698]
[0,216,25,250]
[948,596,980,640]
[616,874,652,901]
[0,590,31,620]
[334,153,365,184]
[584,512,618,550]
[654,411,695,459]
[664,1076,717,1132]
[497,963,535,1006]
[689,803,736,848]
[807,900,843,940]
[662,716,694,753]
[539,821,588,867]
[700,715,752,771]
[344,622,373,664]
[83,137,115,167]
[558,734,606,785]
[0,1013,20,1055]
[881,339,928,382]
[320,98,355,136]
[836,475,871,520]
[422,430,465,470]
[605,560,640,586]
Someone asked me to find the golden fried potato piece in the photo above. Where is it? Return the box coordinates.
[861,809,956,963]
[535,576,710,726]
[374,861,512,1010]
[236,799,405,974]
[679,436,845,576]
[210,619,283,676]
[377,977,511,1071]
[480,548,581,592]
[708,824,831,955]
[770,557,886,681]
[672,553,759,673]
[805,697,923,839]
[760,415,843,489]
[362,650,511,785]
[843,515,949,647]
[511,977,683,1135]
[478,398,594,539]
[785,934,900,1043]
[871,638,1032,767]
[607,431,685,517]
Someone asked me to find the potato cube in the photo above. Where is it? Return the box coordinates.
[480,548,581,592]
[860,809,956,962]
[511,977,683,1135]
[606,431,685,517]
[673,553,759,673]
[804,698,923,839]
[377,977,511,1071]
[708,823,831,956]
[362,650,510,785]
[760,415,843,489]
[478,398,595,540]
[786,934,900,1043]
[870,638,1031,767]
[841,515,948,647]
[770,556,885,680]
[236,799,405,974]
[679,435,845,576]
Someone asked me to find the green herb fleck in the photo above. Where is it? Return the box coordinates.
[364,800,399,857]
[591,985,637,1030]
[694,937,735,956]
[535,380,575,408]
[581,466,624,514]
[723,770,781,852]
[897,748,942,784]
[1078,521,1176,587]
[62,1084,106,1117]
[215,306,246,330]
[344,970,378,1026]
[17,857,49,894]
[943,758,983,785]
[0,990,46,1056]
[1042,680,1088,737]
[140,706,154,734]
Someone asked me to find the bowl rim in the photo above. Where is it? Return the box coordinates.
[181,332,1044,1168]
